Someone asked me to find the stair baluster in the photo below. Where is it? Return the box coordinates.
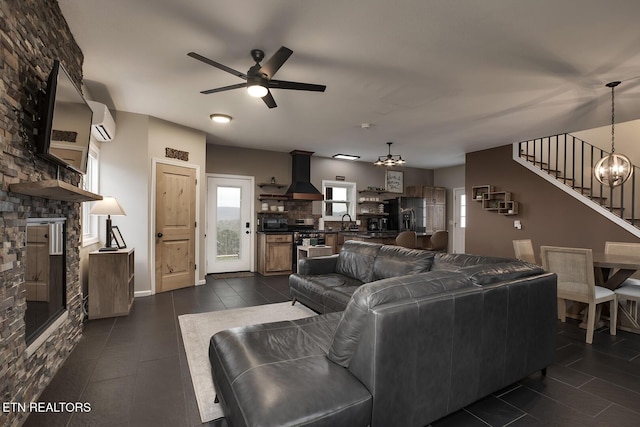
[518,134,639,229]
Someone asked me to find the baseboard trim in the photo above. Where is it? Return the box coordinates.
[134,290,153,298]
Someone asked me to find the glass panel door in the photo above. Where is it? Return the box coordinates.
[216,186,241,261]
[207,176,254,273]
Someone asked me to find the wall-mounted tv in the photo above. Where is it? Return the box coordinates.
[37,60,93,174]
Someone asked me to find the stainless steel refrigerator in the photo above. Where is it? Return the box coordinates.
[385,197,426,232]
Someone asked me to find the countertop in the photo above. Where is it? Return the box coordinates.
[339,231,432,239]
[257,230,432,238]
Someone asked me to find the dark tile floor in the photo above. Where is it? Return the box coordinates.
[24,274,640,427]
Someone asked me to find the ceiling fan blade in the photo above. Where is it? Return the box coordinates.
[268,80,326,92]
[262,90,277,108]
[200,83,247,95]
[187,52,247,80]
[259,46,293,79]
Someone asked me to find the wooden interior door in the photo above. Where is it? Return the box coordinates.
[155,163,196,293]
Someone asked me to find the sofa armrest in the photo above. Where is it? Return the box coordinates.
[298,254,339,275]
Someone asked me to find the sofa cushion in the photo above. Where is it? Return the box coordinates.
[373,245,435,280]
[291,272,364,291]
[209,313,372,427]
[297,254,339,276]
[323,285,361,313]
[328,270,475,367]
[335,241,382,283]
[459,261,545,286]
[290,273,364,313]
[432,253,514,271]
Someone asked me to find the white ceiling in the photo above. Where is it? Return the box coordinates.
[58,0,640,169]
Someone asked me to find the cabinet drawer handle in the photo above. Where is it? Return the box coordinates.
[157,232,163,238]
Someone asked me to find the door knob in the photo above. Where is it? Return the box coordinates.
[245,231,250,234]
[157,232,163,238]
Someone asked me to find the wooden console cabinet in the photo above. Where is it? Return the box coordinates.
[89,248,135,319]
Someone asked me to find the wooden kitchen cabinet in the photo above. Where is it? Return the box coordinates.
[258,233,293,275]
[423,186,446,204]
[405,185,446,205]
[89,248,135,319]
[424,186,446,232]
[426,203,446,232]
[324,233,337,254]
[404,186,422,197]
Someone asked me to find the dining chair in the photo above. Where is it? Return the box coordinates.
[424,230,448,251]
[513,239,536,264]
[540,246,617,344]
[395,231,418,249]
[605,241,640,325]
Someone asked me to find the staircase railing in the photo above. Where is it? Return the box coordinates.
[517,133,640,228]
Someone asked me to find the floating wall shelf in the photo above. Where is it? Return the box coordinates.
[10,179,102,202]
[471,185,518,216]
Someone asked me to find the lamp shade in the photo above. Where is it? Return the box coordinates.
[90,197,126,216]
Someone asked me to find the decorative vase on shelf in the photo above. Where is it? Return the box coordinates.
[270,177,276,184]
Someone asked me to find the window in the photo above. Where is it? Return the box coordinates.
[322,180,356,221]
[82,142,100,246]
[459,193,466,228]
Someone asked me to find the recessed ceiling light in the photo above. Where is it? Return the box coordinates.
[332,154,360,161]
[210,114,232,123]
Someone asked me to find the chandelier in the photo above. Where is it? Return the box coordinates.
[594,81,633,188]
[374,142,405,166]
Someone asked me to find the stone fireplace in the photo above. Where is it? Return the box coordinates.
[0,1,88,426]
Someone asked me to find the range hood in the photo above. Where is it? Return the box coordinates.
[285,150,324,200]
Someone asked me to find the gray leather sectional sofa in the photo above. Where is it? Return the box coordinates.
[208,241,557,427]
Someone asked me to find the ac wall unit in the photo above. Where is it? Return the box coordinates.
[86,101,116,141]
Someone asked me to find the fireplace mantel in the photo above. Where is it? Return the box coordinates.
[10,179,102,202]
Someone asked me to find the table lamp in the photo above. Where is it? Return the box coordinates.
[90,196,126,251]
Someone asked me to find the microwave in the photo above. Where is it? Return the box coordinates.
[259,216,288,231]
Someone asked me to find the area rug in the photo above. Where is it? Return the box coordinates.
[178,302,316,423]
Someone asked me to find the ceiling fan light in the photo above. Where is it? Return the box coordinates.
[247,84,268,98]
[210,114,232,123]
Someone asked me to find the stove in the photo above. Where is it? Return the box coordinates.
[292,229,326,245]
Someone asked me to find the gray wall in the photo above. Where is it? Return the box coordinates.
[206,143,435,215]
[434,164,465,249]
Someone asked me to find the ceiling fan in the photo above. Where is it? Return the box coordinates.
[187,46,326,108]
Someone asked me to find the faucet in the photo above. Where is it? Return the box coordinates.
[341,213,353,230]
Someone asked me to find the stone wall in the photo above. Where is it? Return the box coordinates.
[0,1,86,426]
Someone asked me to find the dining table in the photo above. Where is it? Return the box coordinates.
[592,252,640,334]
